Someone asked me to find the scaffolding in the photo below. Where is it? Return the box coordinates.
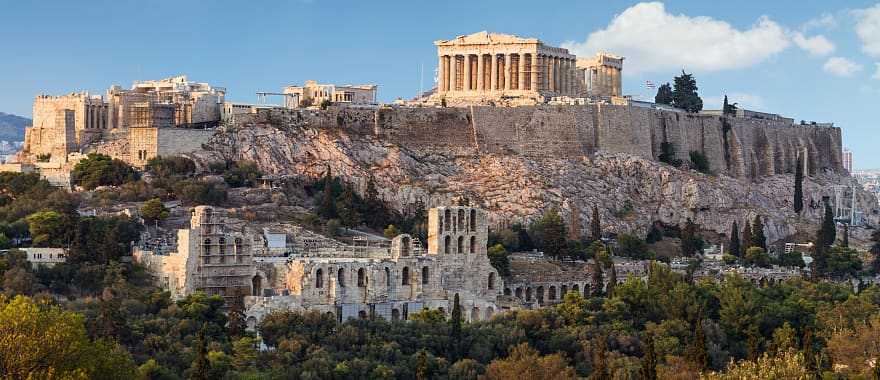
[833,184,863,226]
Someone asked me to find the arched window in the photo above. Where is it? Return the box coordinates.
[218,237,226,255]
[561,285,568,296]
[401,236,410,257]
[444,236,451,254]
[457,236,464,254]
[391,309,400,321]
[357,268,367,287]
[235,237,243,254]
[549,286,557,300]
[515,287,523,299]
[315,268,324,288]
[469,236,476,254]
[421,266,429,285]
[402,267,410,285]
[488,272,495,290]
[444,210,451,232]
[384,267,391,287]
[526,287,532,302]
[457,209,465,231]
[337,268,345,287]
[504,288,511,296]
[537,286,544,303]
[203,238,211,254]
[252,275,262,296]
[470,209,476,231]
[572,284,579,293]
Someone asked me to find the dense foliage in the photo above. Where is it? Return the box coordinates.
[71,153,139,190]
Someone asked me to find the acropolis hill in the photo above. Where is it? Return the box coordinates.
[9,32,878,247]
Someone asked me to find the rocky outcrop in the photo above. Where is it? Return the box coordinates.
[192,107,877,247]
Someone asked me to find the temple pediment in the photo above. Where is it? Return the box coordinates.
[435,31,541,46]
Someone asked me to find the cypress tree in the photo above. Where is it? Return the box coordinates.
[794,153,804,214]
[672,70,703,113]
[319,166,336,219]
[639,334,658,380]
[655,83,673,105]
[741,220,753,252]
[190,328,210,380]
[751,216,767,251]
[227,289,247,338]
[803,327,817,377]
[729,221,741,257]
[842,224,849,248]
[590,205,602,242]
[821,202,837,247]
[723,95,730,116]
[592,258,605,297]
[686,318,709,372]
[607,262,618,298]
[450,293,462,360]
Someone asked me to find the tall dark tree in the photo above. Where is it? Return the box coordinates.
[590,335,610,380]
[751,216,767,251]
[590,205,602,242]
[686,318,709,371]
[729,221,741,257]
[416,350,429,380]
[794,153,804,214]
[870,230,880,274]
[680,219,703,257]
[672,70,703,113]
[723,95,737,116]
[319,166,336,219]
[592,258,605,298]
[607,263,618,298]
[655,83,674,105]
[842,224,849,248]
[336,185,363,228]
[534,208,567,259]
[189,328,210,380]
[639,334,658,380]
[742,220,754,252]
[821,202,837,248]
[450,293,462,360]
[803,327,817,377]
[227,289,247,338]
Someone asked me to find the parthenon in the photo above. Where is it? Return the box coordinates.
[434,31,579,104]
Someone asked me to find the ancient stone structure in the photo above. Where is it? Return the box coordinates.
[283,80,378,108]
[24,93,108,159]
[135,206,256,301]
[576,52,624,98]
[433,31,578,104]
[109,75,225,129]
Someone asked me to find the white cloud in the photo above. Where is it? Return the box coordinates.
[854,4,880,58]
[704,93,765,110]
[823,57,863,77]
[801,13,837,31]
[561,2,790,73]
[791,32,835,56]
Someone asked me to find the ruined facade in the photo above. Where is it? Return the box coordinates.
[576,52,624,98]
[24,93,108,159]
[135,206,256,301]
[283,80,378,108]
[109,75,225,129]
[433,31,579,105]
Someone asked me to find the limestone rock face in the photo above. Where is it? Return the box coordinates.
[192,111,878,248]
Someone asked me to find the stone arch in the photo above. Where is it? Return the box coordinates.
[337,268,345,287]
[457,236,464,254]
[218,237,226,255]
[402,267,410,285]
[444,209,452,232]
[470,209,476,231]
[485,307,494,320]
[421,266,429,285]
[504,288,511,296]
[526,287,532,302]
[357,268,367,287]
[548,286,557,301]
[315,268,324,288]
[401,236,410,257]
[471,307,480,321]
[203,238,211,254]
[537,286,544,304]
[458,209,465,231]
[252,275,262,296]
[488,272,496,290]
[444,236,451,254]
[235,237,243,254]
[515,287,523,299]
[384,267,391,287]
[584,285,590,297]
[561,284,568,296]
[469,236,476,254]
[391,308,400,321]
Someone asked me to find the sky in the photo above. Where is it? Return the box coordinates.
[1,0,878,169]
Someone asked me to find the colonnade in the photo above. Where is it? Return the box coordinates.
[438,52,577,95]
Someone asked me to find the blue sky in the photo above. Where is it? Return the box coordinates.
[1,0,879,168]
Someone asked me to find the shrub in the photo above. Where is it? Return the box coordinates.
[658,142,683,167]
[146,156,196,177]
[140,198,169,223]
[689,151,711,174]
[616,233,654,259]
[223,161,262,188]
[173,180,227,206]
[71,153,139,190]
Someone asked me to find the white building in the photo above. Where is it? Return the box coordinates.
[20,247,67,268]
[283,80,378,108]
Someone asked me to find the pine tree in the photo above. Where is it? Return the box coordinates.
[592,258,604,297]
[680,219,703,257]
[336,185,363,228]
[590,335,610,380]
[590,205,602,242]
[450,293,462,360]
[416,350,429,380]
[842,224,849,248]
[751,216,767,251]
[729,221,741,257]
[639,334,658,380]
[607,262,618,298]
[742,219,754,252]
[686,318,709,372]
[794,153,804,214]
[821,202,837,248]
[672,70,703,113]
[803,327,817,377]
[227,289,247,338]
[655,83,673,105]
[189,328,210,380]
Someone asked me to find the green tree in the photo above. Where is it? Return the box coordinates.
[231,337,258,372]
[744,246,771,268]
[318,169,337,219]
[680,219,704,257]
[189,329,210,380]
[336,185,363,228]
[617,233,653,259]
[655,83,673,105]
[821,202,837,247]
[658,142,683,167]
[722,95,738,116]
[590,336,610,380]
[689,151,711,174]
[592,255,605,297]
[140,198,169,223]
[227,289,247,338]
[487,244,511,277]
[484,343,576,380]
[607,262,618,298]
[416,350,429,380]
[383,224,399,239]
[640,334,658,380]
[26,210,73,247]
[672,70,703,113]
[751,216,767,250]
[842,223,849,248]
[71,153,139,190]
[450,293,462,360]
[794,153,804,214]
[531,208,567,259]
[686,318,709,371]
[590,205,601,242]
[741,219,753,252]
[222,161,262,188]
[729,221,741,257]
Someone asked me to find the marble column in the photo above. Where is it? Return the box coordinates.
[463,55,472,92]
[518,54,526,91]
[561,59,568,95]
[504,54,512,91]
[490,54,498,91]
[438,56,445,92]
[547,56,555,92]
[476,55,484,91]
[530,53,539,92]
[449,55,457,92]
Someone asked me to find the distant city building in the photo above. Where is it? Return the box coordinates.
[843,148,853,173]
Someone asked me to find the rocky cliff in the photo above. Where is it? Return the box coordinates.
[192,106,876,247]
